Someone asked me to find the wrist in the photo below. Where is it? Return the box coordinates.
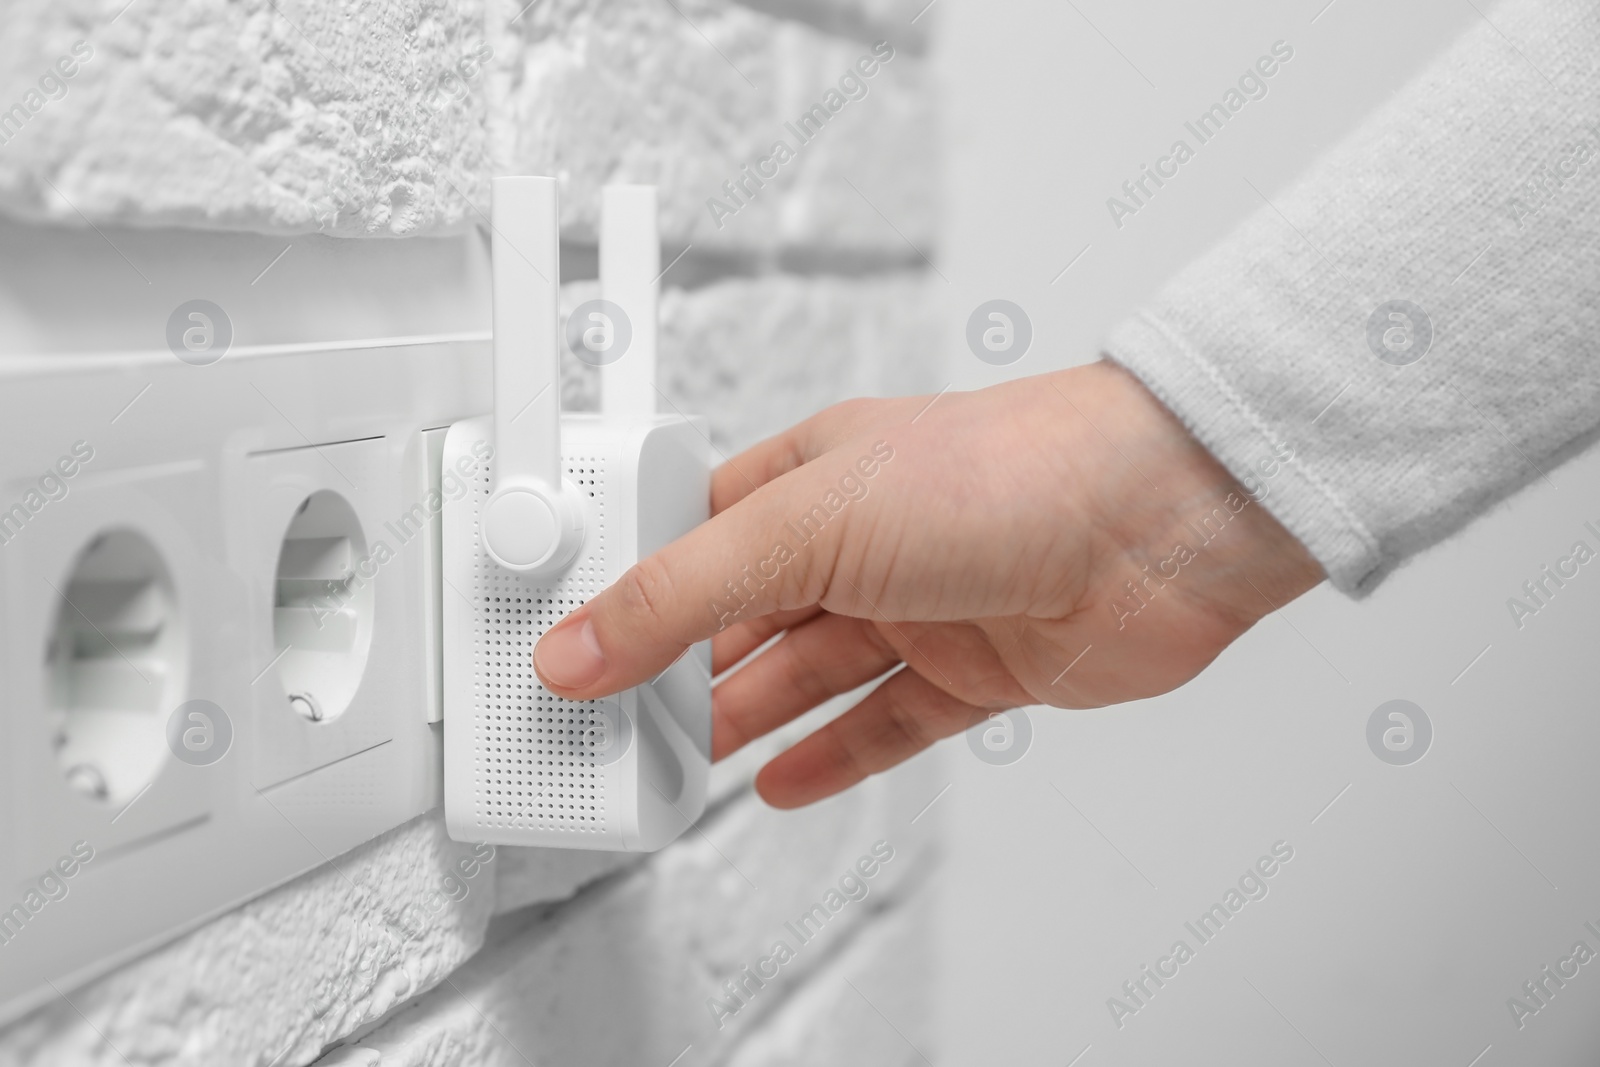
[1070,359,1324,631]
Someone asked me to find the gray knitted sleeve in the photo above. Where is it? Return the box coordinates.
[1104,0,1600,596]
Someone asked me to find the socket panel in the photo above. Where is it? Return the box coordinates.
[0,231,497,1024]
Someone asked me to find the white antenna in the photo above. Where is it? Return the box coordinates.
[481,175,586,576]
[601,185,659,419]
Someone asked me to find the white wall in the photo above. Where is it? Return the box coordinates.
[938,1,1600,1064]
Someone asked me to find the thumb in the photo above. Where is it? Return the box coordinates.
[532,452,866,699]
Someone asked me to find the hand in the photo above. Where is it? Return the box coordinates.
[532,360,1324,809]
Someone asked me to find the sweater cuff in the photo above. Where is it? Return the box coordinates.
[1104,311,1384,597]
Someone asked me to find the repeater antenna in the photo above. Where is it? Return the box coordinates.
[481,175,586,576]
[601,184,659,418]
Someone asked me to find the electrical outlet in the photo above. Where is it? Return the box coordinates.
[10,462,219,872]
[0,229,495,1025]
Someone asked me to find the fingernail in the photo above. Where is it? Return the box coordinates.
[534,618,606,690]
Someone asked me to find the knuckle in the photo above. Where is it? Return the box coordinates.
[812,396,877,441]
[615,555,677,629]
[822,724,876,783]
[779,648,833,709]
[827,396,883,435]
[879,689,934,755]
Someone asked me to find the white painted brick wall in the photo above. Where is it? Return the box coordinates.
[496,0,935,250]
[561,274,940,449]
[0,0,934,248]
[0,817,497,1067]
[0,0,943,1060]
[0,0,494,235]
[318,762,940,1067]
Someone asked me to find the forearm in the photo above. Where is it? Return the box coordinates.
[1106,0,1600,595]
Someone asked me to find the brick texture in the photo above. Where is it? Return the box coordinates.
[0,817,496,1067]
[562,272,941,450]
[0,0,492,235]
[0,0,934,249]
[493,0,935,249]
[0,0,942,1062]
[309,763,940,1066]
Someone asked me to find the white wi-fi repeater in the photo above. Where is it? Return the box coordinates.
[443,176,712,852]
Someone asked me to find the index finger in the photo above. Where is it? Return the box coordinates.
[533,449,863,699]
[711,395,928,514]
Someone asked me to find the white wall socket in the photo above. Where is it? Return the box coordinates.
[0,225,495,1026]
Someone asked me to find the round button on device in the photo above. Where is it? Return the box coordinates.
[483,488,559,570]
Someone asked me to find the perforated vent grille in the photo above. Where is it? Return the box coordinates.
[470,455,613,835]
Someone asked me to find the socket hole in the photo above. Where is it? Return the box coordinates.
[47,529,183,805]
[271,490,373,724]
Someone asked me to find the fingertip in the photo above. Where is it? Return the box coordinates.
[753,755,830,810]
[532,613,607,693]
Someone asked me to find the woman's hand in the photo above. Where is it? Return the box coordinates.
[533,360,1324,808]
